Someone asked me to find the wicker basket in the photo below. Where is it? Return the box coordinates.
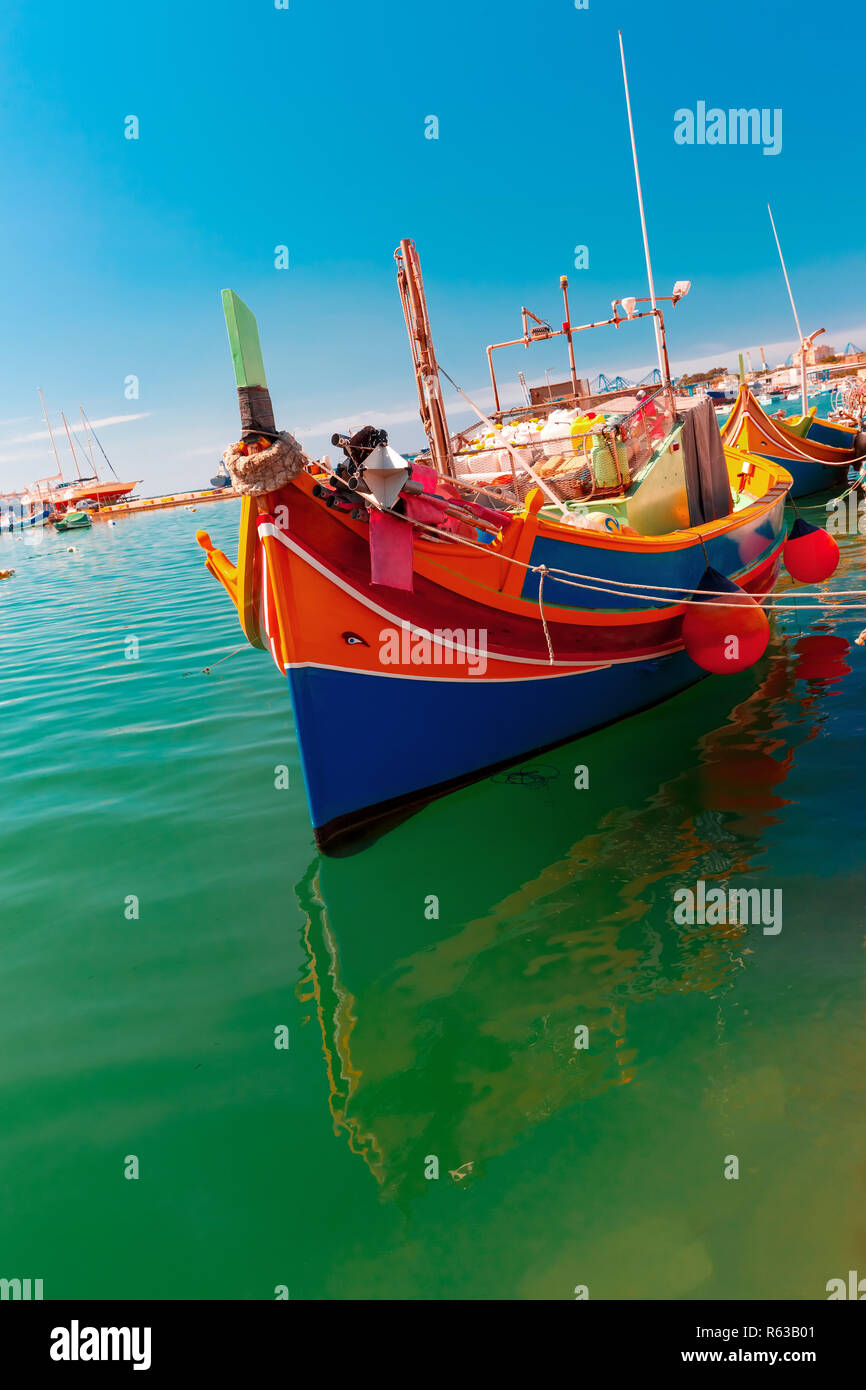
[455,435,632,507]
[456,457,595,506]
[519,451,594,503]
[515,469,589,503]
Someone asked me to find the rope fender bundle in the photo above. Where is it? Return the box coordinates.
[223,431,307,495]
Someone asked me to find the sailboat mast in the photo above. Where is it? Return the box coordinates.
[767,203,808,415]
[61,411,83,481]
[82,409,120,480]
[618,31,670,402]
[79,406,98,477]
[38,388,63,480]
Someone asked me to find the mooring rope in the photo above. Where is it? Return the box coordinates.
[198,644,249,675]
[535,566,555,664]
[394,509,866,611]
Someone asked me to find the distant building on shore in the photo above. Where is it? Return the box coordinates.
[793,344,836,367]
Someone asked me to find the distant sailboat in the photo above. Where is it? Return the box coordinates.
[32,391,140,509]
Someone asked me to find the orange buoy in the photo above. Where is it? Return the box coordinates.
[783,519,839,584]
[682,566,770,674]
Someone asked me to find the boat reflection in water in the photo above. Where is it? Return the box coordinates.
[292,626,847,1211]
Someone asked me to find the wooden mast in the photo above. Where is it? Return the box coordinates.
[395,239,454,477]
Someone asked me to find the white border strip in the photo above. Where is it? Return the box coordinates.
[258,520,680,671]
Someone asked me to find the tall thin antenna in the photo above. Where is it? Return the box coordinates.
[38,388,63,479]
[767,203,808,413]
[618,30,666,390]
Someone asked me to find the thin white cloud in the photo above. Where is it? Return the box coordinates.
[1,413,150,447]
[300,404,434,438]
[300,389,500,442]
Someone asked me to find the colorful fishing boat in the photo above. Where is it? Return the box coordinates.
[198,243,796,853]
[721,384,864,497]
[739,205,866,495]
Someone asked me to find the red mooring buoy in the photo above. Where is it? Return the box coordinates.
[682,566,770,674]
[783,518,840,584]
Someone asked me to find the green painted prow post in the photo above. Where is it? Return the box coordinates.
[221,289,278,439]
[222,290,269,390]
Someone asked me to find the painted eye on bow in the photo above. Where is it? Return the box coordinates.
[342,631,369,646]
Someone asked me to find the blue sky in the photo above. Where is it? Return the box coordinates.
[1,0,864,494]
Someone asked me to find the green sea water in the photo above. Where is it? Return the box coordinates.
[1,489,865,1302]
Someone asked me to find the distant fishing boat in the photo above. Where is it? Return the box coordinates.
[54,509,92,532]
[210,460,232,489]
[721,384,864,496]
[727,205,866,495]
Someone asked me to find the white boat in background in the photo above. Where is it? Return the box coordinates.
[210,459,232,489]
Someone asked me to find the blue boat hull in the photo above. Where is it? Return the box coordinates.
[287,650,707,848]
[759,450,842,498]
[805,418,858,450]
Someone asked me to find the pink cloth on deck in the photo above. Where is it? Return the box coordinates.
[404,493,446,525]
[406,461,461,530]
[411,462,438,492]
[369,507,414,591]
[406,461,502,534]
